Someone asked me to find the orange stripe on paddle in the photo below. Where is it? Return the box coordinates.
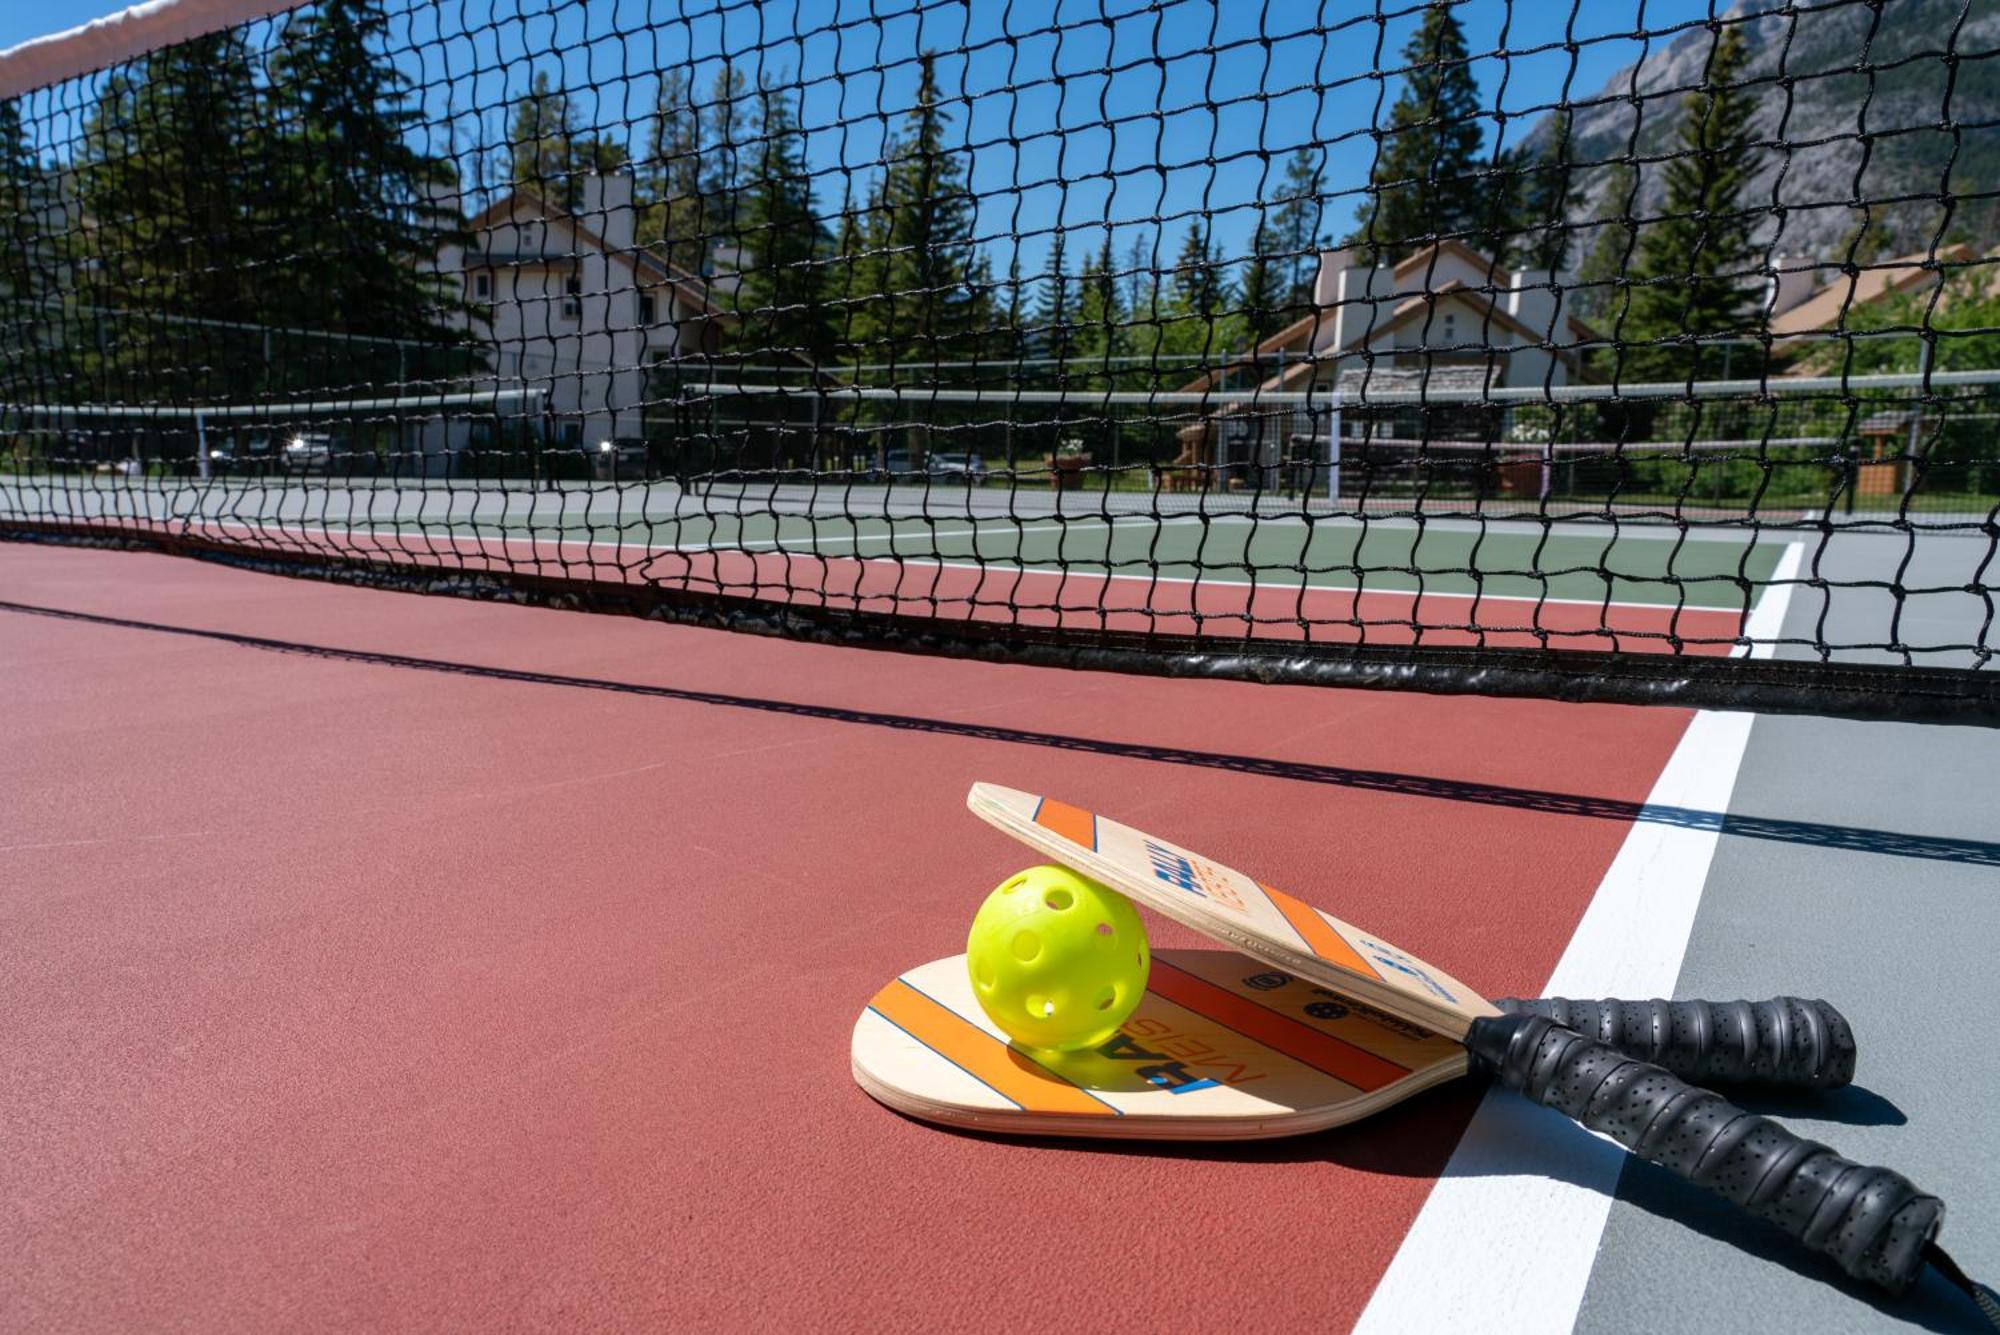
[1262,883,1383,982]
[869,979,1116,1116]
[1033,797,1097,851]
[1148,959,1409,1090]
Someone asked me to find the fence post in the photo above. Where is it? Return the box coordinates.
[1904,339,1931,496]
[1325,394,1342,503]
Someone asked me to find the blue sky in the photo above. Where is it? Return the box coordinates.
[6,0,1724,272]
[1,4,144,54]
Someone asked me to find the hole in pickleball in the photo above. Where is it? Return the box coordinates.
[1011,930,1040,962]
[1000,874,1025,895]
[973,957,996,988]
[1095,922,1112,936]
[1044,888,1074,911]
[1027,994,1055,1018]
[1093,986,1116,1011]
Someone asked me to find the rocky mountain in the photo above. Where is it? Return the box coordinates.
[1537,0,1999,262]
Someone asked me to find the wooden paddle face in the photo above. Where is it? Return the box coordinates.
[851,949,1465,1141]
[965,783,1499,1037]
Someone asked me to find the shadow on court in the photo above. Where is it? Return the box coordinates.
[6,596,1997,871]
[901,1082,1984,1334]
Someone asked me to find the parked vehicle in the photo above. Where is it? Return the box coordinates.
[925,452,987,484]
[849,448,926,482]
[236,433,283,476]
[592,436,650,482]
[281,433,376,475]
[282,433,335,472]
[201,433,281,477]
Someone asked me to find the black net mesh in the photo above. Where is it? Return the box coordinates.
[0,0,1996,721]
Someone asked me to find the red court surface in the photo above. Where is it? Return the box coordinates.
[2,541,1697,1331]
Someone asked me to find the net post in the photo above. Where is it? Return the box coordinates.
[195,410,210,481]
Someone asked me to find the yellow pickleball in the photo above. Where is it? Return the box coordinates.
[966,864,1150,1052]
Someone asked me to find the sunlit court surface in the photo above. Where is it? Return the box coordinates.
[3,0,1999,1331]
[10,475,1796,649]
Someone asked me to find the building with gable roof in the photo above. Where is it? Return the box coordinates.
[1171,240,1598,490]
[438,173,731,456]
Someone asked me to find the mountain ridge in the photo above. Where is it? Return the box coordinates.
[1531,0,1999,263]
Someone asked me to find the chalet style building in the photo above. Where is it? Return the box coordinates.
[440,174,729,452]
[1172,240,1597,489]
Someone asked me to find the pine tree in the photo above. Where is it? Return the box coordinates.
[580,139,630,176]
[1075,237,1127,377]
[1504,109,1581,273]
[1120,231,1168,361]
[996,250,1029,373]
[1834,216,1894,267]
[636,70,711,275]
[78,32,267,399]
[733,80,833,366]
[0,99,56,399]
[832,184,885,367]
[510,72,573,196]
[1031,234,1078,370]
[0,102,37,305]
[508,72,626,209]
[1350,3,1486,260]
[1239,221,1286,343]
[840,53,992,369]
[1171,223,1229,320]
[1160,221,1240,364]
[830,52,994,464]
[701,64,750,262]
[263,0,474,390]
[1573,159,1638,326]
[1621,26,1761,382]
[1268,147,1327,310]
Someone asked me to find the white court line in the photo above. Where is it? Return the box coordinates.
[1352,542,1803,1335]
[110,513,1761,617]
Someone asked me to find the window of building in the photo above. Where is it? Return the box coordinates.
[474,273,491,300]
[639,294,657,325]
[561,274,581,319]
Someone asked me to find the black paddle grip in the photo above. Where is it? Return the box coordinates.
[1465,1013,1943,1295]
[1493,996,1855,1089]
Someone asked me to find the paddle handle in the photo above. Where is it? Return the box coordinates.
[1465,1013,1941,1295]
[1495,996,1855,1089]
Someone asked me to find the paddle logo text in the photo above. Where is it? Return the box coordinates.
[1356,936,1459,1004]
[1098,1020,1257,1095]
[1143,839,1248,912]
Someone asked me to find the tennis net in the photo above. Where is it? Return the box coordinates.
[0,0,1995,722]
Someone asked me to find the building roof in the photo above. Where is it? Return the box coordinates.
[1174,310,1324,395]
[1178,241,1594,398]
[1391,237,1502,280]
[463,186,728,320]
[1205,275,1586,407]
[1770,244,1975,337]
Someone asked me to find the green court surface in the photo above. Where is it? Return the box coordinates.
[659,513,1788,608]
[4,476,1788,611]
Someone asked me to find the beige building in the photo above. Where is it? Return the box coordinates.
[1769,244,1978,360]
[1175,240,1598,489]
[440,173,728,451]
